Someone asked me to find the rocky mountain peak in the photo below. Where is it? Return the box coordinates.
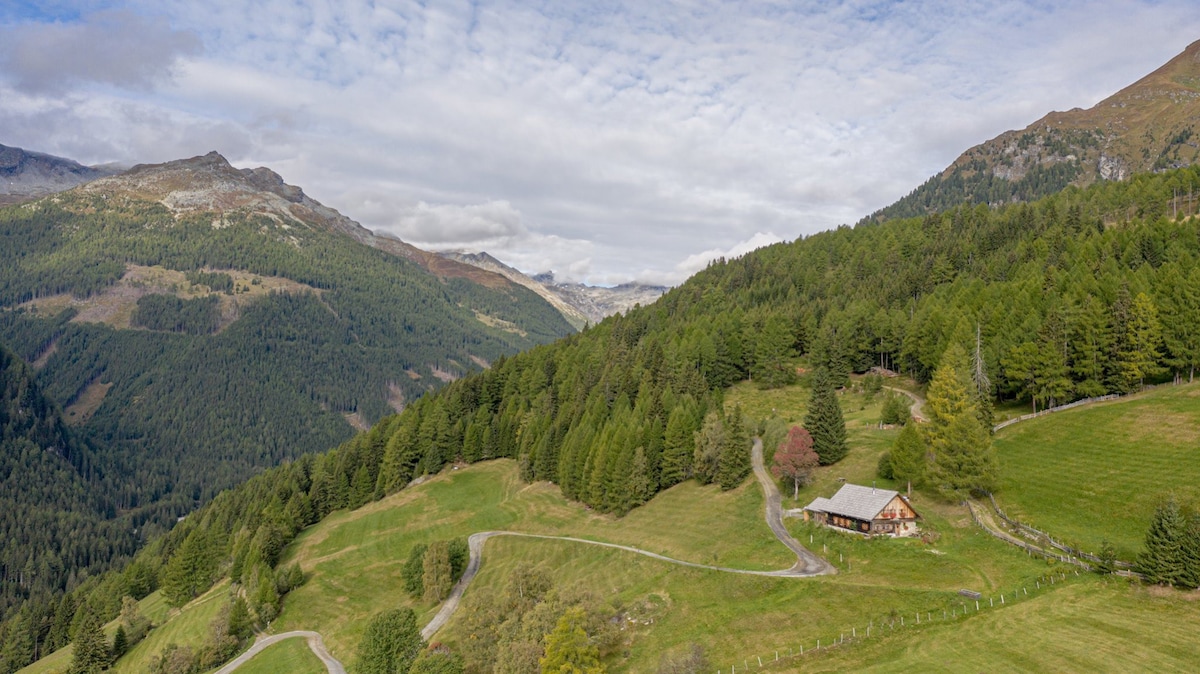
[0,142,117,206]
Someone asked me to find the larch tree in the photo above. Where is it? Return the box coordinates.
[804,367,847,465]
[889,422,926,494]
[771,426,819,500]
[539,606,605,674]
[923,344,997,499]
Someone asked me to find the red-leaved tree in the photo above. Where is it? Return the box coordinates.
[772,426,819,500]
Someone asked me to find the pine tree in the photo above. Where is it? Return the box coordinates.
[111,624,128,659]
[804,368,847,465]
[1115,291,1164,391]
[403,543,428,598]
[716,406,750,490]
[1138,498,1187,586]
[923,344,997,498]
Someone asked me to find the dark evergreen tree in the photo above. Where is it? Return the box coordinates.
[1137,497,1187,586]
[68,604,108,674]
[716,406,750,490]
[804,368,847,465]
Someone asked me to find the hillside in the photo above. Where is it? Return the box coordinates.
[867,40,1200,222]
[12,163,1200,672]
[0,143,119,208]
[0,342,139,623]
[0,151,573,620]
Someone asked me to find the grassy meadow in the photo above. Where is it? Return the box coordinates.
[30,376,1200,672]
[993,382,1200,560]
[235,638,325,674]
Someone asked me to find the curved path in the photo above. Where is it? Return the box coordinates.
[422,438,833,639]
[223,437,832,669]
[883,385,927,422]
[214,631,344,674]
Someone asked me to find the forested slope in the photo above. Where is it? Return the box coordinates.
[0,157,573,631]
[12,165,1200,672]
[0,343,140,629]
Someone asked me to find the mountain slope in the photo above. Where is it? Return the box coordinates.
[0,143,118,207]
[0,341,137,622]
[440,251,667,327]
[867,40,1200,222]
[0,151,574,536]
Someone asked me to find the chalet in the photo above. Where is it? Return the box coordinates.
[803,484,919,537]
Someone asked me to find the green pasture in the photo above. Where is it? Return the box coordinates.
[994,382,1200,561]
[234,637,325,674]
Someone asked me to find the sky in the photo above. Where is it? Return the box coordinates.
[2,2,1199,286]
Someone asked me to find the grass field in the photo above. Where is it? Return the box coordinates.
[806,577,1200,673]
[993,382,1200,561]
[24,377,1200,672]
[234,637,325,674]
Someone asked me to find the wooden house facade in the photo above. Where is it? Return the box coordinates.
[803,484,919,537]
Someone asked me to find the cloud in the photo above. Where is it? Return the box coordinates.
[631,231,786,287]
[0,9,201,93]
[3,2,1200,285]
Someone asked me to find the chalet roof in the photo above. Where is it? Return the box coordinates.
[804,484,905,521]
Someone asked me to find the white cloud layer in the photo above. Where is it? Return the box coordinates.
[2,2,1199,285]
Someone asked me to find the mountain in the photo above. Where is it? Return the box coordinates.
[866,40,1200,223]
[440,251,668,327]
[0,143,118,207]
[0,151,574,563]
[531,271,668,325]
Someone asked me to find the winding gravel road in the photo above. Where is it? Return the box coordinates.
[421,438,833,639]
[222,436,832,670]
[213,631,344,674]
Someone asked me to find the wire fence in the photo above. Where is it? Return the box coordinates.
[712,569,1083,673]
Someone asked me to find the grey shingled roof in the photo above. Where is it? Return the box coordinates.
[804,484,901,521]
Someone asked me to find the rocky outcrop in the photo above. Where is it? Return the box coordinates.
[0,143,118,206]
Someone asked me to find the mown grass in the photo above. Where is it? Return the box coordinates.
[805,577,1200,673]
[112,582,230,674]
[993,382,1200,561]
[234,637,325,674]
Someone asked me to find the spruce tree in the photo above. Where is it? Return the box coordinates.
[691,411,725,484]
[804,368,847,465]
[659,404,696,488]
[716,406,750,490]
[68,604,109,674]
[1138,498,1187,586]
[1179,513,1200,590]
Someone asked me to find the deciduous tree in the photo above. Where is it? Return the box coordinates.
[771,426,818,499]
